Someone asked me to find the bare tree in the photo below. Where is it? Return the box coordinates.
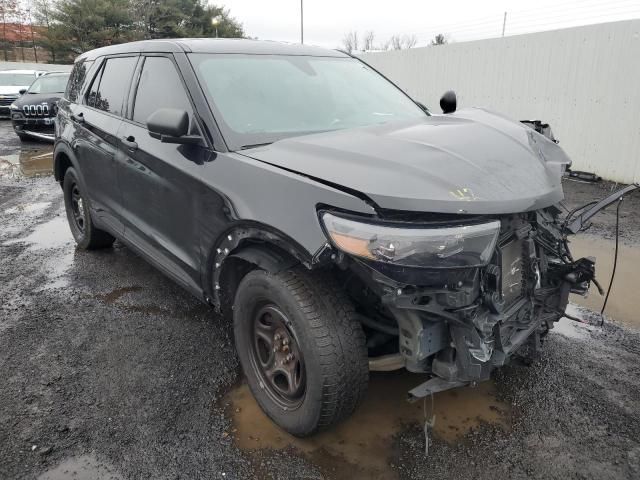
[362,30,375,51]
[402,34,417,48]
[341,30,359,53]
[388,34,402,50]
[430,33,447,46]
[1,0,20,61]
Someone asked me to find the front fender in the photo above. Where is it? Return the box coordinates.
[205,222,319,309]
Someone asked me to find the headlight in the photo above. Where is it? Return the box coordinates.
[9,103,19,110]
[321,212,500,268]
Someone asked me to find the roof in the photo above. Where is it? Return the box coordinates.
[40,71,70,76]
[78,38,348,62]
[0,70,43,74]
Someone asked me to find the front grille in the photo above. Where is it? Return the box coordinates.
[23,104,51,117]
[0,96,17,106]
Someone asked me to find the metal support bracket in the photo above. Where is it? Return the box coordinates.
[407,377,468,402]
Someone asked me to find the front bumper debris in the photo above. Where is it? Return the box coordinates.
[346,195,640,402]
[11,114,56,142]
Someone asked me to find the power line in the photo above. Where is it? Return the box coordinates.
[411,0,640,43]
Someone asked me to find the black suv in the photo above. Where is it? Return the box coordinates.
[55,39,607,436]
[11,71,70,142]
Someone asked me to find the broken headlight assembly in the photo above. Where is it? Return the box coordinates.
[321,212,500,268]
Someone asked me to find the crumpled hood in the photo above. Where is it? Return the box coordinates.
[241,108,571,214]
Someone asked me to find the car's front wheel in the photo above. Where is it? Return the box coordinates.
[233,267,369,437]
[63,167,115,250]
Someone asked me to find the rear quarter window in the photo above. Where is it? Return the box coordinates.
[65,59,94,102]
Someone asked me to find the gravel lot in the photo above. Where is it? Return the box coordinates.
[1,120,639,480]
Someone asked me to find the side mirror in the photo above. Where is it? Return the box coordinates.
[147,108,201,144]
[19,88,27,95]
[440,90,457,114]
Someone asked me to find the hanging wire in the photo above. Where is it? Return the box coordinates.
[423,392,436,457]
[599,197,623,326]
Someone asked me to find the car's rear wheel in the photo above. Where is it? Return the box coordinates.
[63,167,115,250]
[233,267,368,437]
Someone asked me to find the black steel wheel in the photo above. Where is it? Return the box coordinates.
[62,167,115,250]
[70,182,86,234]
[249,304,306,408]
[233,266,368,437]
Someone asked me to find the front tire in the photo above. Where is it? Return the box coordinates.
[233,267,369,437]
[63,167,115,250]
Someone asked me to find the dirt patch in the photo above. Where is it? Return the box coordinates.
[226,371,509,479]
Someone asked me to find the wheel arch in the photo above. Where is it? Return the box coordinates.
[206,222,329,315]
[53,142,80,186]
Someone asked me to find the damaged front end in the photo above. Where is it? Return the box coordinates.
[320,185,636,399]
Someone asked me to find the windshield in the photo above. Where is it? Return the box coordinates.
[189,54,426,149]
[27,74,69,94]
[0,72,35,87]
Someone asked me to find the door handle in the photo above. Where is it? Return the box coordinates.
[122,136,138,150]
[70,112,84,124]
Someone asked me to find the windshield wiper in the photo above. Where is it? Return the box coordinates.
[239,142,273,150]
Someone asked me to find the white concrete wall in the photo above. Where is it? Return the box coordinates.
[0,61,72,72]
[360,20,640,184]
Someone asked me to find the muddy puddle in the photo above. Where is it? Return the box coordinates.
[568,235,640,329]
[37,454,123,480]
[226,371,509,479]
[0,145,53,178]
[3,215,75,289]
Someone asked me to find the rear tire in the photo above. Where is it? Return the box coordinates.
[63,167,115,250]
[233,267,368,437]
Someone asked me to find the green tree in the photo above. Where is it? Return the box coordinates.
[131,0,243,39]
[33,0,66,62]
[32,0,245,62]
[430,33,447,46]
[50,0,137,54]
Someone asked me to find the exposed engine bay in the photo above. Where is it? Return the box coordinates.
[331,184,636,399]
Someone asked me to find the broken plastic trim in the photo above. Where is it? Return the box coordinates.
[565,183,639,234]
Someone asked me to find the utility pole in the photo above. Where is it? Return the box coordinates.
[300,0,304,44]
[502,11,507,37]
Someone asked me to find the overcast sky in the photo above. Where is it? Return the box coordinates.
[219,0,640,48]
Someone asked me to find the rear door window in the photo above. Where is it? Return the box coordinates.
[132,56,194,129]
[87,56,137,116]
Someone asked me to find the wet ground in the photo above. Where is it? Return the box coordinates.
[1,120,639,479]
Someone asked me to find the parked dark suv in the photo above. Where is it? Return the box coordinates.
[10,71,70,142]
[55,39,615,436]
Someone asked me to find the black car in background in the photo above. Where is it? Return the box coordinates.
[54,39,613,437]
[10,71,70,142]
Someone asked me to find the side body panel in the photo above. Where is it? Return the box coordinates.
[115,119,210,294]
[72,104,124,234]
